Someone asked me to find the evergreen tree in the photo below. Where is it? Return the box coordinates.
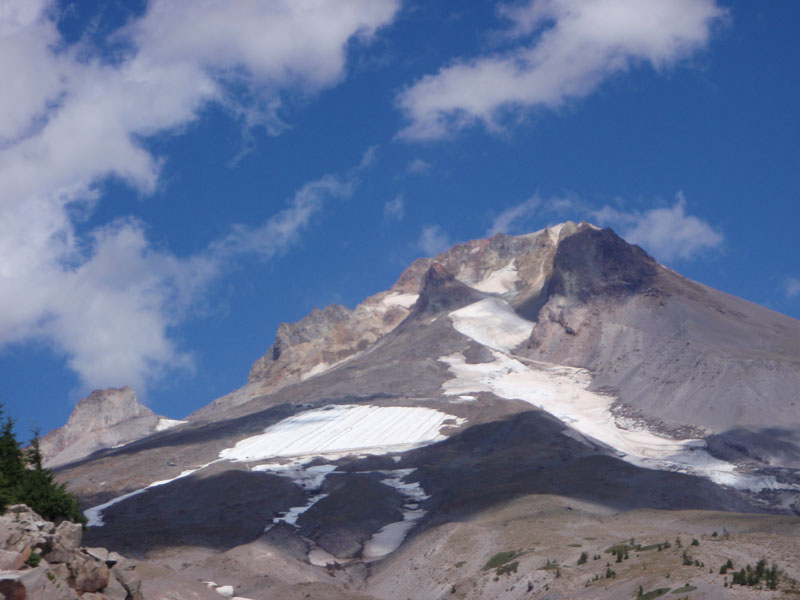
[0,402,85,523]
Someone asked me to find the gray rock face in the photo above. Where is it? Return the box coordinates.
[40,387,181,468]
[520,226,800,465]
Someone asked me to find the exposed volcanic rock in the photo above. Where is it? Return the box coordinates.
[411,263,485,315]
[41,387,182,468]
[521,228,800,466]
[545,226,658,301]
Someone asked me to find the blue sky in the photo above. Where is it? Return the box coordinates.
[1,0,798,437]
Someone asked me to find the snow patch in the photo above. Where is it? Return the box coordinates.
[449,298,533,353]
[362,469,430,561]
[272,494,329,528]
[440,349,799,493]
[156,418,186,432]
[382,292,419,309]
[468,262,520,295]
[252,463,337,490]
[220,404,462,462]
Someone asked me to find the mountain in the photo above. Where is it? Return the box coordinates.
[45,222,800,599]
[40,386,185,468]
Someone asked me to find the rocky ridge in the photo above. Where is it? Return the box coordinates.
[41,387,184,469]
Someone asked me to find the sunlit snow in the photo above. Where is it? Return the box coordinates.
[156,418,186,432]
[465,262,520,295]
[381,292,419,308]
[220,404,462,462]
[448,297,533,353]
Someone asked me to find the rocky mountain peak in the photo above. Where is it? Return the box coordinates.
[548,226,659,301]
[40,387,182,468]
[70,386,154,426]
[413,262,484,315]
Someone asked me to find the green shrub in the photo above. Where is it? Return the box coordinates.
[496,561,518,576]
[482,551,519,571]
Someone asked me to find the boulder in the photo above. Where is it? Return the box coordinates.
[83,546,109,563]
[111,558,143,600]
[103,569,130,600]
[0,567,79,600]
[68,552,110,592]
[0,549,25,571]
[55,521,82,550]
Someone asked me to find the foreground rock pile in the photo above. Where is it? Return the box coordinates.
[0,504,139,599]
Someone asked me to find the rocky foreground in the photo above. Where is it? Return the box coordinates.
[0,504,232,600]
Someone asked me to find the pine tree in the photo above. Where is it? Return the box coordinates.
[0,402,85,523]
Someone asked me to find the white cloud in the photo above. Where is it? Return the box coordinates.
[383,194,405,222]
[784,277,800,299]
[0,0,399,393]
[593,193,723,262]
[407,158,432,174]
[417,225,451,256]
[397,0,725,140]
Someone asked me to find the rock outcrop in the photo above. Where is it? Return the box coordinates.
[0,505,224,600]
[41,387,184,468]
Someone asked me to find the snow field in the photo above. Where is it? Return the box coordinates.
[220,404,463,462]
[448,297,533,353]
[87,404,460,539]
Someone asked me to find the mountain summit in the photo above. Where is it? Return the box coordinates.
[48,223,800,599]
[41,386,184,468]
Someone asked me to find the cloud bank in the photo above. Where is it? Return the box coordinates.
[398,0,725,140]
[0,0,398,393]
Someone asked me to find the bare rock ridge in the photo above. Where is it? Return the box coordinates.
[41,387,183,468]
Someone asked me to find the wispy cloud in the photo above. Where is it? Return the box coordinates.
[488,195,541,236]
[0,0,399,394]
[407,158,432,174]
[397,0,726,140]
[211,174,357,261]
[383,194,405,222]
[417,225,451,256]
[593,193,723,262]
[784,277,800,299]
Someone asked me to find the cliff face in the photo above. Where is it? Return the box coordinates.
[40,387,183,468]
